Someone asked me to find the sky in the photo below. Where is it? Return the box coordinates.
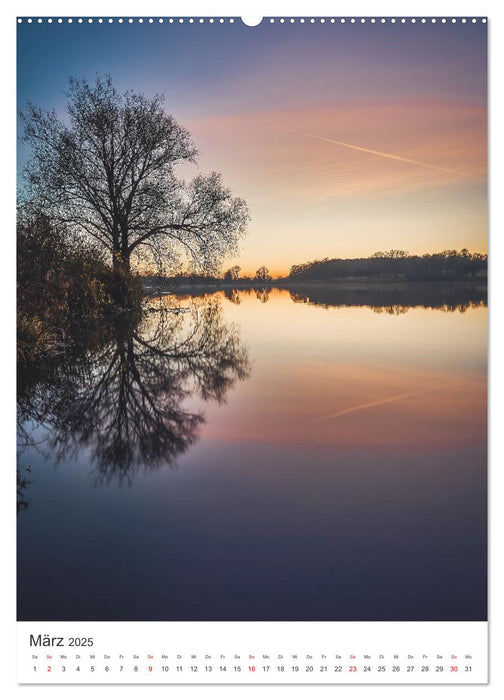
[17,19,487,276]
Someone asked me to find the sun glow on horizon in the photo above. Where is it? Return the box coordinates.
[17,20,487,275]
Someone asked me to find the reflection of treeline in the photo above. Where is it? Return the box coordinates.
[370,302,485,315]
[17,211,143,364]
[288,249,487,282]
[148,282,486,312]
[287,281,487,311]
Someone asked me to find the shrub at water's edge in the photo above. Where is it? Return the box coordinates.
[17,211,144,365]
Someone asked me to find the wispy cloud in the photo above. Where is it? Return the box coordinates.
[192,100,485,200]
[307,135,470,177]
[188,99,486,270]
[311,382,456,424]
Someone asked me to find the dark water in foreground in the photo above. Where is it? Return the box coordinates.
[17,288,487,621]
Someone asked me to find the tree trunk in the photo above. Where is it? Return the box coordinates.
[111,248,133,308]
[112,249,131,275]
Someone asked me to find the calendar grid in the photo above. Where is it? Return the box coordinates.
[17,621,488,684]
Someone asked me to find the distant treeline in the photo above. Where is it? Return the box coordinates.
[142,274,271,290]
[143,249,487,289]
[288,250,487,282]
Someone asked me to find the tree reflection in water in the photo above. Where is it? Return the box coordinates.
[17,297,250,486]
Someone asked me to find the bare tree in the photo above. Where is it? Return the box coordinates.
[254,265,272,281]
[20,75,250,275]
[223,265,241,281]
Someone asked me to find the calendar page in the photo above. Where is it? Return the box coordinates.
[16,11,488,685]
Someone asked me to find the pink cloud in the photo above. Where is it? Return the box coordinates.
[188,99,486,201]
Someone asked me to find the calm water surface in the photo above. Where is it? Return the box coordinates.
[17,289,487,621]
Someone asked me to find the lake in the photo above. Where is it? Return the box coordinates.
[17,286,487,621]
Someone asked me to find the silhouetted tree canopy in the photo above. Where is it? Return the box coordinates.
[20,75,250,275]
[254,265,272,281]
[289,250,487,282]
[223,265,241,281]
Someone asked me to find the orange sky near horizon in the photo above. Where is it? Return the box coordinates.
[184,98,487,276]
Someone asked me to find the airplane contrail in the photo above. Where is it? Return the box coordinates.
[307,134,468,176]
[311,382,455,424]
